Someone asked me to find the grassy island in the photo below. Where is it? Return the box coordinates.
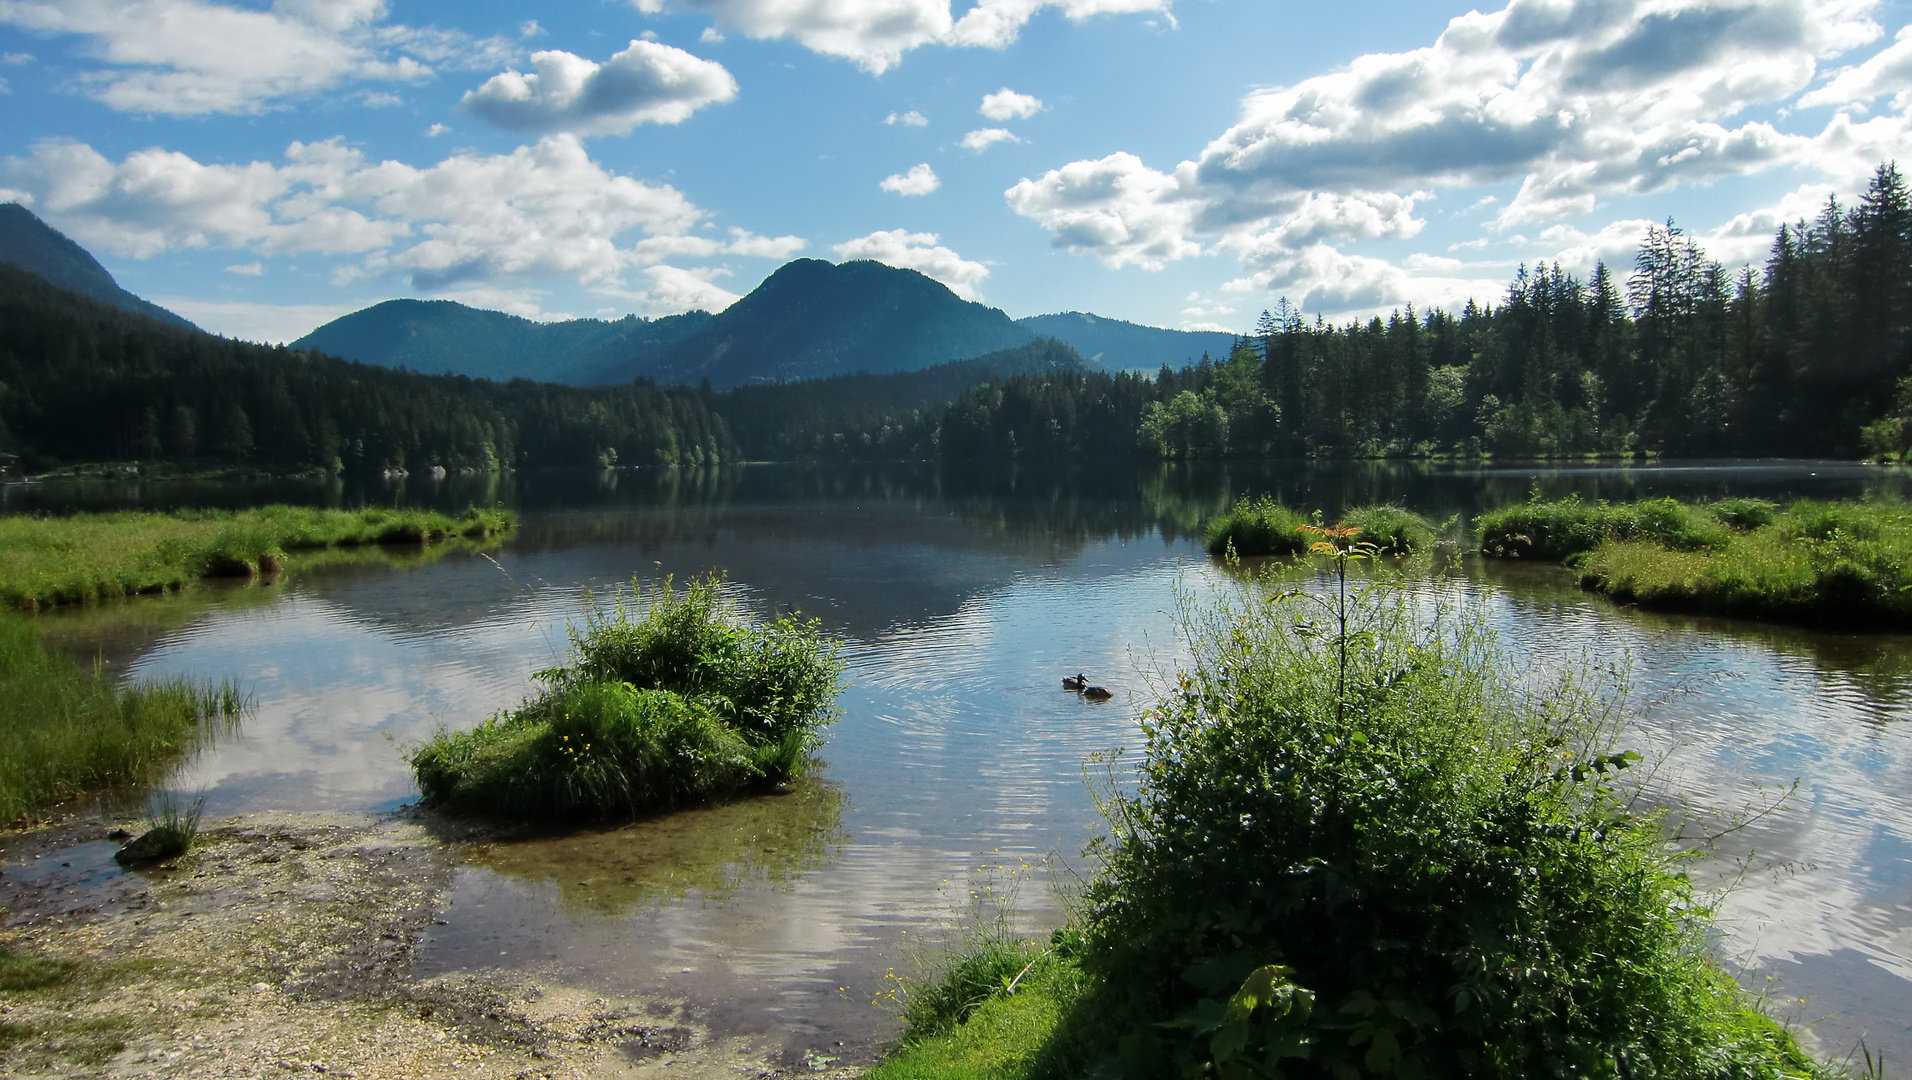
[410,574,844,823]
[1480,495,1912,625]
[0,505,514,611]
[872,561,1818,1080]
[1206,497,1436,557]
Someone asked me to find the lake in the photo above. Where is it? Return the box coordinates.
[12,459,1912,1068]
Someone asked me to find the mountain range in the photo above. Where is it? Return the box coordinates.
[1,202,1239,390]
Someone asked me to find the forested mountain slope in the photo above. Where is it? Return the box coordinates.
[585,259,1038,388]
[0,204,199,331]
[0,263,734,473]
[291,299,712,385]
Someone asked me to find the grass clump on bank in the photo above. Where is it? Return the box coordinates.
[1482,495,1912,625]
[879,556,1819,1079]
[0,617,242,823]
[1476,494,1739,560]
[0,505,514,611]
[1206,497,1434,557]
[410,574,844,823]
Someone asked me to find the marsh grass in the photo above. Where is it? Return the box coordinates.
[133,792,205,862]
[1206,498,1435,558]
[410,574,844,823]
[0,617,244,823]
[0,505,514,611]
[1483,496,1912,625]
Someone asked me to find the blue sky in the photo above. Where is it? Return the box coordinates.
[5,0,1912,344]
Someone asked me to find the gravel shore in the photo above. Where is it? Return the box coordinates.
[0,812,863,1080]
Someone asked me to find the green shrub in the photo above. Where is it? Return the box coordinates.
[1059,566,1816,1079]
[411,574,845,823]
[0,617,243,822]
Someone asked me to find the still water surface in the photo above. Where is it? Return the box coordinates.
[17,460,1912,1066]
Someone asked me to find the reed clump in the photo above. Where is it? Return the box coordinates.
[875,559,1820,1079]
[0,505,515,611]
[1482,495,1912,625]
[1206,498,1434,557]
[0,617,243,823]
[410,574,844,823]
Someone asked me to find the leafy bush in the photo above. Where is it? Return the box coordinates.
[411,574,844,822]
[1061,564,1815,1079]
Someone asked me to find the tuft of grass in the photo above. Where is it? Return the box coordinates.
[1336,504,1436,554]
[410,573,844,823]
[1477,494,1733,560]
[115,792,205,865]
[0,945,74,993]
[1482,496,1912,626]
[866,951,1085,1080]
[1206,497,1310,557]
[0,617,243,823]
[1579,499,1912,625]
[1207,499,1436,558]
[0,505,515,611]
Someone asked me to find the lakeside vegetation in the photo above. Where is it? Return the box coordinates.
[410,574,844,822]
[0,617,242,823]
[877,562,1819,1079]
[0,505,514,611]
[1482,495,1912,625]
[1205,497,1437,557]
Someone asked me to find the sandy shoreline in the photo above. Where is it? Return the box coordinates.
[0,811,866,1080]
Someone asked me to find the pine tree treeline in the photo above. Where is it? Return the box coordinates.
[0,263,736,473]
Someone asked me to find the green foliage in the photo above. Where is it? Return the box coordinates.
[0,505,515,611]
[1336,505,1436,554]
[1140,391,1231,460]
[1206,497,1310,557]
[1207,501,1435,558]
[411,574,844,823]
[865,954,1085,1080]
[132,792,204,862]
[1476,495,1732,560]
[0,616,243,822]
[1578,498,1912,625]
[1062,574,1817,1080]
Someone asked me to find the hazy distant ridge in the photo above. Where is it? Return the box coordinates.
[1017,311,1238,372]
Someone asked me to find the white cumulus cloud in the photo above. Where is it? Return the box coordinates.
[880,163,940,195]
[885,109,928,126]
[1003,0,1910,317]
[462,41,737,136]
[0,134,795,314]
[0,0,510,115]
[961,127,1019,152]
[832,229,988,299]
[628,0,1172,73]
[979,87,1042,120]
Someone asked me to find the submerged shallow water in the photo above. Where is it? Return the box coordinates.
[15,460,1912,1065]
